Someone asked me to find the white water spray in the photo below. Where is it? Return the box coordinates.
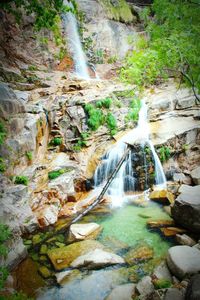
[94,100,167,207]
[63,1,90,79]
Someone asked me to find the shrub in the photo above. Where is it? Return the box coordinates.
[25,151,33,161]
[106,113,117,136]
[158,146,171,163]
[48,168,71,180]
[153,279,171,289]
[0,224,11,257]
[50,137,62,146]
[14,176,29,186]
[0,122,6,145]
[0,157,5,173]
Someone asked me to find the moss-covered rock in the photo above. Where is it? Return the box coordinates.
[40,244,48,254]
[38,266,52,278]
[47,240,105,271]
[125,243,154,265]
[101,0,136,24]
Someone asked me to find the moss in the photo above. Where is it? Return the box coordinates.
[14,176,29,186]
[101,0,135,24]
[40,244,48,255]
[38,266,52,279]
[153,278,172,289]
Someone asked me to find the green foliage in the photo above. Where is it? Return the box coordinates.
[0,0,76,45]
[107,55,118,64]
[125,97,141,124]
[153,278,171,289]
[14,176,29,186]
[106,113,117,136]
[96,98,112,109]
[0,266,9,290]
[121,0,200,92]
[101,0,134,24]
[50,137,62,146]
[0,157,6,173]
[48,168,66,180]
[84,104,104,131]
[0,122,6,145]
[25,151,33,161]
[28,65,38,71]
[73,132,90,151]
[0,224,11,258]
[158,146,171,163]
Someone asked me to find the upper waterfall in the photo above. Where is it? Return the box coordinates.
[63,1,90,79]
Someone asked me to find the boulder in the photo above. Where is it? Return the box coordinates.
[2,238,27,270]
[48,171,75,195]
[167,246,200,279]
[47,240,104,270]
[68,223,102,242]
[191,166,200,185]
[153,262,172,282]
[136,276,154,296]
[105,283,135,300]
[176,234,196,247]
[171,185,200,233]
[36,205,59,227]
[70,248,125,268]
[149,189,174,204]
[164,288,185,300]
[185,274,200,300]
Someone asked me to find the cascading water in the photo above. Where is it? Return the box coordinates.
[63,1,90,79]
[94,100,167,207]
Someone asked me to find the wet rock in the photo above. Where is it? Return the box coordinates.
[147,219,174,229]
[68,223,102,242]
[167,246,200,279]
[171,185,200,233]
[105,283,136,300]
[185,274,200,300]
[47,240,105,270]
[164,288,185,300]
[176,234,196,247]
[173,173,191,185]
[55,269,81,285]
[136,276,154,296]
[191,166,200,185]
[149,189,174,204]
[160,227,187,237]
[2,238,27,270]
[125,243,154,265]
[70,248,125,269]
[101,236,129,253]
[153,262,172,282]
[38,266,52,279]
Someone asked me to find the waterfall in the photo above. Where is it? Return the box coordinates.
[63,1,90,79]
[94,100,167,207]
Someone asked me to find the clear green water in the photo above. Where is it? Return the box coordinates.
[38,201,174,300]
[92,201,172,258]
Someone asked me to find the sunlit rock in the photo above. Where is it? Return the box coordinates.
[70,248,125,268]
[47,240,105,271]
[68,223,102,242]
[149,189,174,204]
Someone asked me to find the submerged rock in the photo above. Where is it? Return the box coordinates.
[171,185,200,233]
[47,240,104,271]
[105,283,135,300]
[38,266,52,279]
[70,248,125,269]
[176,234,196,247]
[55,269,81,285]
[136,275,154,296]
[167,246,200,279]
[68,222,102,242]
[125,243,154,265]
[153,261,172,282]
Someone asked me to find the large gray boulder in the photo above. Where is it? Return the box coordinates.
[171,185,200,233]
[68,223,102,242]
[185,274,200,300]
[167,246,200,279]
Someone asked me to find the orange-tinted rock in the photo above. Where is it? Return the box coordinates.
[56,55,74,71]
[147,219,175,228]
[150,189,174,204]
[160,227,187,237]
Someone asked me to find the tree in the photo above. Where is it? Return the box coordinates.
[121,0,200,101]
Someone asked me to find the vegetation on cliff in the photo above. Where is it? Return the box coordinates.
[121,0,200,101]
